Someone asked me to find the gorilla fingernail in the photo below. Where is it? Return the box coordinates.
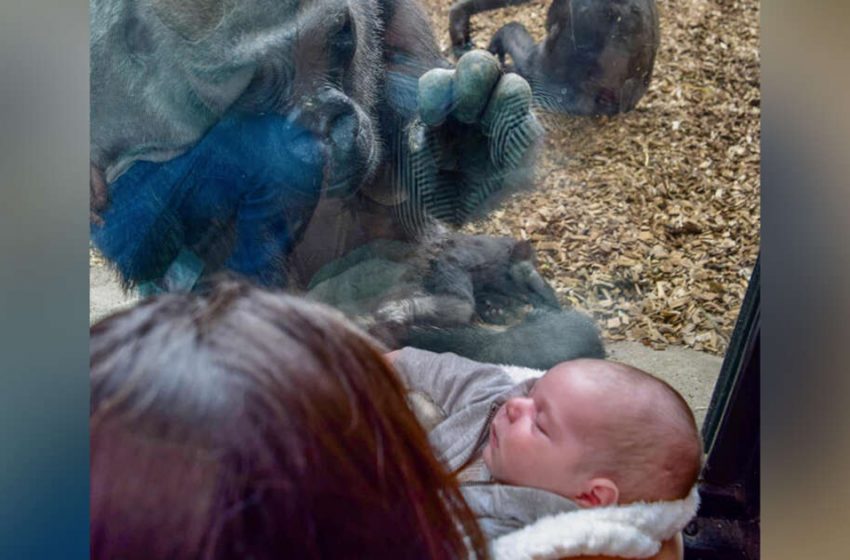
[453,50,502,124]
[481,72,532,133]
[418,68,455,126]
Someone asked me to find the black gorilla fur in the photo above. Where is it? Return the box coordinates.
[449,0,660,115]
[306,228,605,369]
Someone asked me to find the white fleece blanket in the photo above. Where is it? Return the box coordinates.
[491,486,698,559]
[493,365,700,559]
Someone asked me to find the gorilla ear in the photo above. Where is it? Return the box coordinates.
[510,240,535,262]
[151,0,228,41]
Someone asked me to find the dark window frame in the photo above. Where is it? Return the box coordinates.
[684,256,760,559]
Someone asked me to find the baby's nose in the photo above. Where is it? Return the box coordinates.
[505,397,533,423]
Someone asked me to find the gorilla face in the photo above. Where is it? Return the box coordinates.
[567,0,659,115]
[133,0,385,199]
[301,1,384,197]
[235,0,384,198]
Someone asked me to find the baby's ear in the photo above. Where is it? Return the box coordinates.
[574,478,619,508]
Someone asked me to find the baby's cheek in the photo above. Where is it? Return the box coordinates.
[503,454,537,487]
[482,444,493,468]
[513,432,536,454]
[504,438,533,469]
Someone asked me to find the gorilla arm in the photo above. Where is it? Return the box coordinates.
[448,0,531,54]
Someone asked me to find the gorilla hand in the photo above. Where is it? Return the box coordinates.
[410,50,543,226]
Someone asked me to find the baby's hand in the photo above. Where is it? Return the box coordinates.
[384,349,403,364]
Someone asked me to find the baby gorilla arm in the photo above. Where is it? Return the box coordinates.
[448,0,531,55]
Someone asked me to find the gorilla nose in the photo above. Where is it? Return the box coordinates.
[289,87,371,198]
[296,88,359,150]
[329,111,357,149]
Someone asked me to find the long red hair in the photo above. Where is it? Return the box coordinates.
[91,281,488,559]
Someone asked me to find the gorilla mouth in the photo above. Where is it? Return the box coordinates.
[286,85,381,198]
[594,88,621,114]
[323,105,379,197]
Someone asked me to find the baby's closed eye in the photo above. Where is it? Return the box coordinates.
[535,418,549,437]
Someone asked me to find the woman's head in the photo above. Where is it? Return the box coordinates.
[91,281,486,559]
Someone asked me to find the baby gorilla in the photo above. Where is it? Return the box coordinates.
[305,231,604,369]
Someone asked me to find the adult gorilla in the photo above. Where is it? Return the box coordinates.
[90,0,542,292]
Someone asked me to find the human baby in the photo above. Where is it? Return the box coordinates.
[388,347,702,550]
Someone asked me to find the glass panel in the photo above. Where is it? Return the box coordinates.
[89,0,760,426]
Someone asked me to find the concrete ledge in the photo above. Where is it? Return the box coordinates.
[607,341,721,427]
[89,264,139,324]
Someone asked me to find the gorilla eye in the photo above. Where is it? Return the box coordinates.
[328,11,357,78]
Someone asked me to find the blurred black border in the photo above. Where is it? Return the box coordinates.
[3,0,850,557]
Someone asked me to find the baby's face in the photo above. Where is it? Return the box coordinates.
[482,361,612,500]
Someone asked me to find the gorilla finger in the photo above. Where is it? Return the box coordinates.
[480,72,532,134]
[418,68,455,126]
[482,74,541,169]
[452,50,502,124]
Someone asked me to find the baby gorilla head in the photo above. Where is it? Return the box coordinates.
[483,359,702,506]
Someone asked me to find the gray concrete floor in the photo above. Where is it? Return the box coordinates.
[89,264,140,324]
[90,264,722,425]
[606,342,721,427]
